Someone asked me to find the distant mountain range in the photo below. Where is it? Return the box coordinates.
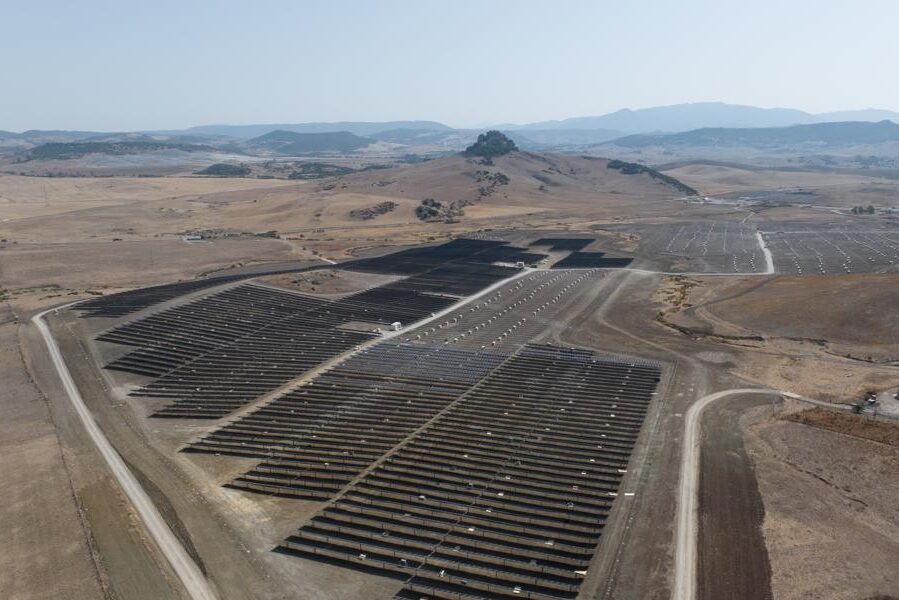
[176,120,452,139]
[4,103,899,172]
[4,102,899,144]
[605,120,899,149]
[499,102,899,134]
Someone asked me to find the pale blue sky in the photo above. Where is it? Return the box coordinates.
[3,0,897,131]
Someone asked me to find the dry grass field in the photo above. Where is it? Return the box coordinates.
[0,153,695,309]
[785,406,899,446]
[744,401,899,600]
[700,274,899,354]
[0,306,104,600]
[662,161,899,209]
[658,274,899,401]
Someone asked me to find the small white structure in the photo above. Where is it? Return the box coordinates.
[391,321,402,332]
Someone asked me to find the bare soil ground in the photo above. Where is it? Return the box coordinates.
[657,274,899,401]
[0,307,104,600]
[663,162,899,208]
[697,393,774,600]
[744,400,899,600]
[697,275,899,353]
[1,238,297,298]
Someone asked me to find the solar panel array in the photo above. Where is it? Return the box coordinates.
[530,238,595,251]
[551,252,633,269]
[78,276,247,318]
[98,275,488,418]
[347,239,546,275]
[274,344,662,600]
[186,342,508,499]
[762,229,899,274]
[78,238,544,319]
[77,265,321,318]
[360,262,519,299]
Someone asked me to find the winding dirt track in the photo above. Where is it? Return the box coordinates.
[33,305,219,600]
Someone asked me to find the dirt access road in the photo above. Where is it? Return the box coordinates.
[32,304,218,600]
[672,387,860,600]
[673,389,777,600]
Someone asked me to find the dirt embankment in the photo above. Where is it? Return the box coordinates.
[785,407,899,447]
[744,401,899,600]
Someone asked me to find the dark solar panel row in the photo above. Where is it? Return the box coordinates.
[99,278,473,419]
[76,264,322,318]
[185,342,509,498]
[347,239,545,276]
[78,238,543,319]
[274,344,662,600]
[374,262,519,298]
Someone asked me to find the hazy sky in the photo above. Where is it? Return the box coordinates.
[3,0,897,131]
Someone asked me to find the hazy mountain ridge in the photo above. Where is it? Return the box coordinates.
[5,104,899,173]
[179,120,453,139]
[502,102,899,134]
[604,120,899,149]
[6,102,899,144]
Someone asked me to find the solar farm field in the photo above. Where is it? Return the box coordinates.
[186,341,508,499]
[88,240,542,419]
[280,344,660,600]
[608,221,766,273]
[171,257,662,600]
[761,229,899,275]
[94,281,449,418]
[399,270,604,351]
[68,234,666,600]
[187,340,661,600]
